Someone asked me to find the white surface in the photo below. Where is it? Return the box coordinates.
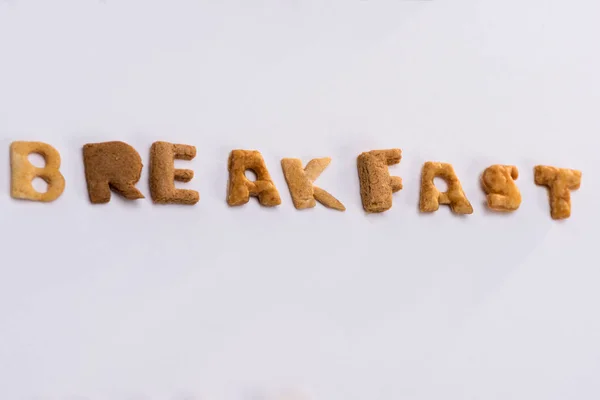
[0,0,599,399]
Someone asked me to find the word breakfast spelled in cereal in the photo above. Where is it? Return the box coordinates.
[9,141,582,220]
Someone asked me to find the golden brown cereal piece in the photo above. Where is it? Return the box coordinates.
[10,141,65,202]
[227,149,281,207]
[83,141,145,204]
[281,157,345,211]
[481,164,521,212]
[534,165,581,220]
[357,149,403,213]
[419,161,473,214]
[149,141,199,205]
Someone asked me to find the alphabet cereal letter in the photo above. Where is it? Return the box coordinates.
[481,165,521,212]
[534,165,581,220]
[10,141,65,202]
[227,150,281,207]
[83,141,144,203]
[419,162,473,214]
[149,141,199,205]
[281,157,345,211]
[357,149,403,213]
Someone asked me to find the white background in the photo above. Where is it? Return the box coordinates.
[0,0,599,399]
